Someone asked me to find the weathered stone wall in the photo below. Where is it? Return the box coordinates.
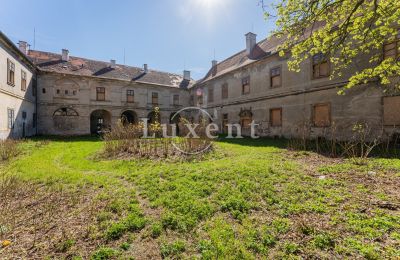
[37,73,190,135]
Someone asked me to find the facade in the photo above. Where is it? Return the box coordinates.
[0,32,37,139]
[190,33,400,139]
[0,29,399,139]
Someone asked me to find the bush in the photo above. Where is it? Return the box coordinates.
[0,139,19,161]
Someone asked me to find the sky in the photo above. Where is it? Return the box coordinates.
[0,0,276,79]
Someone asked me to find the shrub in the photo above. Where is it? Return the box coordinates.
[124,213,146,232]
[0,139,19,161]
[91,247,119,260]
[105,222,126,240]
[150,222,162,238]
[160,240,186,258]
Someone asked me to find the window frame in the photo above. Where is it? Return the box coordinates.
[221,83,228,99]
[96,87,106,101]
[173,94,180,106]
[242,76,250,95]
[270,66,282,88]
[21,70,27,91]
[312,103,331,128]
[383,96,400,126]
[311,53,330,79]
[269,108,283,127]
[127,90,135,103]
[7,59,15,86]
[383,28,400,60]
[151,92,159,105]
[208,88,214,103]
[7,108,15,129]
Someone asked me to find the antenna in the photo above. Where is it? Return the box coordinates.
[123,48,126,65]
[33,27,36,50]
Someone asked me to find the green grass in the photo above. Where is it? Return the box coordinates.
[1,136,399,259]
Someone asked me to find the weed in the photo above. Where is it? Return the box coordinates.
[91,247,119,260]
[120,242,130,251]
[160,240,186,258]
[55,239,75,252]
[105,222,126,240]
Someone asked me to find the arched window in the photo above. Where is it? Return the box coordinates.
[53,107,79,117]
[239,109,253,128]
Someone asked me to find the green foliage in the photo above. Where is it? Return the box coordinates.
[263,0,400,92]
[120,242,130,251]
[91,247,119,260]
[124,213,146,232]
[55,239,75,252]
[160,240,186,258]
[105,222,126,241]
[150,222,162,238]
[311,232,336,249]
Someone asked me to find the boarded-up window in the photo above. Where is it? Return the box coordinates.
[383,29,400,60]
[7,59,15,86]
[312,53,330,78]
[173,94,179,105]
[152,92,158,105]
[242,77,250,94]
[21,70,27,91]
[239,109,252,128]
[127,90,134,103]
[96,87,105,101]
[222,83,228,99]
[208,88,214,102]
[383,96,400,126]
[270,67,281,88]
[313,103,331,127]
[270,108,282,127]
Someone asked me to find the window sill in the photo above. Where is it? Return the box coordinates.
[7,83,15,87]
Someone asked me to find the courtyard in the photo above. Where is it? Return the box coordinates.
[0,137,399,259]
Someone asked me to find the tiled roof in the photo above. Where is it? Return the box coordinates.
[196,34,286,85]
[27,50,194,88]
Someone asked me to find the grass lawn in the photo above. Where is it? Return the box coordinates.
[0,136,399,259]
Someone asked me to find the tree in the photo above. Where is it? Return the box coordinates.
[262,0,400,93]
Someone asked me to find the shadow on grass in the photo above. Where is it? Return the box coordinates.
[215,135,288,148]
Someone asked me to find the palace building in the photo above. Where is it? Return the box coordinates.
[0,30,399,139]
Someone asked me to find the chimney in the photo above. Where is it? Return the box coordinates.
[143,64,148,73]
[18,41,29,55]
[245,32,257,56]
[61,49,69,61]
[211,60,218,77]
[183,70,191,81]
[110,59,116,69]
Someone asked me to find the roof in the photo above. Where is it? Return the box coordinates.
[27,50,194,88]
[196,34,286,86]
[0,31,36,70]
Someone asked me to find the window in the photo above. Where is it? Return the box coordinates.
[152,92,158,105]
[7,108,15,129]
[242,76,250,94]
[42,88,46,94]
[208,88,214,103]
[222,113,229,132]
[270,108,282,127]
[312,53,330,79]
[383,29,400,60]
[270,66,282,88]
[173,94,179,106]
[313,103,331,127]
[197,89,203,105]
[32,78,37,97]
[65,90,69,95]
[239,109,252,128]
[383,96,400,126]
[22,111,27,119]
[21,70,27,91]
[7,59,15,86]
[190,95,194,106]
[222,83,228,99]
[33,113,37,128]
[127,90,134,103]
[57,89,60,94]
[96,87,105,101]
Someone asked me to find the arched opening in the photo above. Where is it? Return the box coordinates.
[90,109,111,134]
[239,109,253,129]
[121,110,138,125]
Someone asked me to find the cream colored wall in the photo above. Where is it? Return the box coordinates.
[0,41,36,139]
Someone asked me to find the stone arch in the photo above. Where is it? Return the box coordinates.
[90,109,111,134]
[53,107,79,131]
[121,110,138,125]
